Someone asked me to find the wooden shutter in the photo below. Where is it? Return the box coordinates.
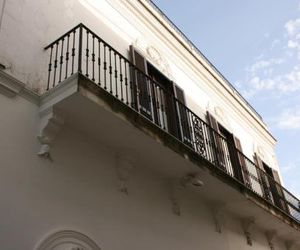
[174,85,191,143]
[253,153,272,201]
[271,169,288,212]
[130,45,151,116]
[233,137,251,186]
[206,111,225,168]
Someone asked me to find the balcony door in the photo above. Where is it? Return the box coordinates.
[254,154,287,212]
[207,112,249,184]
[130,45,191,141]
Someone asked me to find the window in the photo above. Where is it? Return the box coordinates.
[254,154,287,212]
[130,45,191,144]
[206,112,250,185]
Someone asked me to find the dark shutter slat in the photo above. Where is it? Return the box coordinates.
[130,45,151,116]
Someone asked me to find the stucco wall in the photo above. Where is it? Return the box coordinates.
[0,92,287,250]
[0,0,279,171]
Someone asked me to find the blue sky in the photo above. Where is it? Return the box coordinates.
[152,0,300,197]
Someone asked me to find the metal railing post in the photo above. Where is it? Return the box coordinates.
[78,25,83,73]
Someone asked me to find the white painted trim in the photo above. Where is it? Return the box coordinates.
[35,229,101,250]
[0,70,25,97]
[0,70,40,103]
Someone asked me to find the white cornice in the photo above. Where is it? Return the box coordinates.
[0,70,40,103]
[108,0,276,146]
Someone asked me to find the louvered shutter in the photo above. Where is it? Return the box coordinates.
[174,85,191,144]
[271,169,288,212]
[130,45,151,117]
[206,111,225,168]
[233,137,251,186]
[254,153,272,201]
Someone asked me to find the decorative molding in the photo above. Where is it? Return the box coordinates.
[265,230,276,250]
[37,107,64,161]
[214,106,229,127]
[285,241,294,250]
[209,202,226,233]
[36,230,101,250]
[180,173,204,188]
[168,173,204,216]
[169,179,183,216]
[241,217,255,246]
[115,150,136,194]
[0,70,25,97]
[133,37,173,79]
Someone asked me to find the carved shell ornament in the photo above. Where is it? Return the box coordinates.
[134,38,172,78]
[213,106,229,126]
[257,145,266,159]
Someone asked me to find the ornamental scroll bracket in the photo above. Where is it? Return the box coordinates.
[37,107,64,161]
[265,230,277,250]
[241,217,255,246]
[115,150,136,195]
[209,202,226,234]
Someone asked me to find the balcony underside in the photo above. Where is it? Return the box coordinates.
[39,73,300,243]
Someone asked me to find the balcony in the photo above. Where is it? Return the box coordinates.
[42,23,300,235]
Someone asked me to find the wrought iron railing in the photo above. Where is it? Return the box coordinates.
[45,24,300,222]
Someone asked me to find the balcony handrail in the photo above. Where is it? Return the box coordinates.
[44,24,300,222]
[235,148,300,210]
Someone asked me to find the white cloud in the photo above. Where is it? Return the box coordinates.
[285,18,300,58]
[281,161,298,173]
[270,39,280,49]
[238,17,300,98]
[285,19,300,36]
[247,58,284,73]
[276,107,300,129]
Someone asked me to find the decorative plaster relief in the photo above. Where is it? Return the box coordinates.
[209,202,226,234]
[214,106,229,127]
[285,241,294,250]
[241,217,255,246]
[37,107,64,161]
[116,150,136,194]
[36,230,101,250]
[134,38,173,79]
[206,102,231,129]
[265,230,277,250]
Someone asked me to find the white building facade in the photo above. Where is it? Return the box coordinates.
[0,0,299,249]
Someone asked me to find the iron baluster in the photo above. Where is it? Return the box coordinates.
[78,25,83,73]
[85,30,89,77]
[53,42,59,87]
[58,38,64,83]
[71,30,76,75]
[119,57,123,101]
[109,48,112,94]
[92,35,95,81]
[114,52,118,97]
[124,61,129,105]
[98,40,101,86]
[103,45,107,90]
[65,34,70,79]
[47,45,53,90]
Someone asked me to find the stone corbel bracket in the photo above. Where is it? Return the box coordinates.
[241,217,255,246]
[115,151,136,195]
[169,179,184,216]
[265,230,277,250]
[169,173,204,216]
[37,107,64,161]
[209,202,226,233]
[285,240,294,250]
